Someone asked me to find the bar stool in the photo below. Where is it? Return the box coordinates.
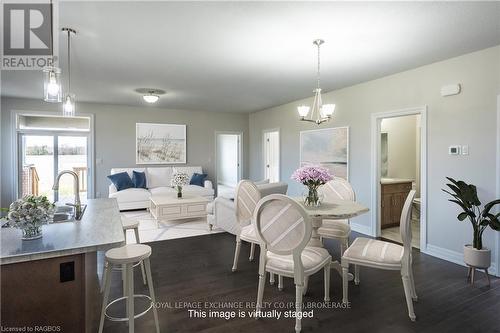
[101,218,146,293]
[99,244,160,333]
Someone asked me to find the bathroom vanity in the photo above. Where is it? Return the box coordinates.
[380,178,413,228]
[0,199,124,333]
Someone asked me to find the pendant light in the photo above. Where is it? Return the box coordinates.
[297,39,335,125]
[42,0,62,102]
[62,27,76,117]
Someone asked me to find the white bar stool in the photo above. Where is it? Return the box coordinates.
[98,244,160,333]
[101,218,146,293]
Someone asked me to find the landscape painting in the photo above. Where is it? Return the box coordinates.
[136,123,186,164]
[300,126,349,180]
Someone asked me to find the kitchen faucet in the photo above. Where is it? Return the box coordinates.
[52,170,85,220]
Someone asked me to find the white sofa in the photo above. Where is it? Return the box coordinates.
[108,166,214,210]
[206,181,288,234]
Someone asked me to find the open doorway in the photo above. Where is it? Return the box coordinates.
[371,107,427,250]
[215,132,242,198]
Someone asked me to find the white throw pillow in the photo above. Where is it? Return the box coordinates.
[146,167,173,188]
[173,166,203,181]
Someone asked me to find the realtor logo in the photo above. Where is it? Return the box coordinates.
[2,2,57,70]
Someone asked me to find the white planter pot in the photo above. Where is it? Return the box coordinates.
[463,244,491,268]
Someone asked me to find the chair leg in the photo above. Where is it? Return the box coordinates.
[126,264,135,333]
[144,258,160,333]
[342,266,349,304]
[278,275,284,291]
[98,262,112,333]
[249,243,255,261]
[270,273,275,285]
[140,262,147,286]
[303,276,309,296]
[123,264,128,323]
[295,284,304,333]
[256,272,267,318]
[133,227,141,243]
[324,261,331,302]
[354,265,360,285]
[134,226,147,285]
[402,274,416,321]
[408,266,417,301]
[232,238,242,272]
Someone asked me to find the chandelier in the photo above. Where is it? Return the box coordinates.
[297,39,335,125]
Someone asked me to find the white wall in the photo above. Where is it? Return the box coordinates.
[216,134,239,187]
[249,46,500,274]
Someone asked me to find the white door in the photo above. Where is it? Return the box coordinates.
[216,133,241,189]
[264,130,280,183]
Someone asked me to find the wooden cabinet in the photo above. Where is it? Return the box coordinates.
[381,181,412,229]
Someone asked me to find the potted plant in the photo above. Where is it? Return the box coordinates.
[443,177,500,271]
[292,165,333,207]
[6,195,55,240]
[171,172,190,198]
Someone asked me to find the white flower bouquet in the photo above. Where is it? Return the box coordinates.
[8,195,55,240]
[171,172,190,198]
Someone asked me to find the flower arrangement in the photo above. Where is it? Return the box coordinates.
[292,165,333,206]
[7,195,55,240]
[171,172,190,198]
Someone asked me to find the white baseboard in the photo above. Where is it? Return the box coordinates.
[424,244,498,277]
[351,223,374,237]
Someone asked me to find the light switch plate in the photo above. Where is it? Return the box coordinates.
[461,145,469,155]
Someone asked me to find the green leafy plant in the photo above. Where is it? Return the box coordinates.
[443,177,500,250]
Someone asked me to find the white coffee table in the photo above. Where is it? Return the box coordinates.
[150,195,210,224]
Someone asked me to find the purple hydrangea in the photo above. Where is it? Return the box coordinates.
[291,165,333,186]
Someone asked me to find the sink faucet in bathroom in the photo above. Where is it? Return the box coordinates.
[52,170,85,220]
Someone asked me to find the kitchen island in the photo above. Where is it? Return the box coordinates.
[0,198,124,333]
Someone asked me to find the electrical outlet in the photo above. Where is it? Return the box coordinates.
[461,145,469,155]
[60,261,75,282]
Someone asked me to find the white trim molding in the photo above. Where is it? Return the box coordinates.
[350,222,373,237]
[370,106,428,250]
[496,94,500,276]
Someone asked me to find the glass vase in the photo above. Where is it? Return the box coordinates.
[21,226,42,240]
[177,186,183,198]
[303,186,323,207]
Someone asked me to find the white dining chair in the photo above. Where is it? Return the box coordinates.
[254,194,332,333]
[318,177,355,255]
[232,180,261,272]
[341,190,418,321]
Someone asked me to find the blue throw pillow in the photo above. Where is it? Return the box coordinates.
[132,171,147,189]
[190,173,207,186]
[107,172,134,191]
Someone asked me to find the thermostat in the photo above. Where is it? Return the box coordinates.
[449,146,460,155]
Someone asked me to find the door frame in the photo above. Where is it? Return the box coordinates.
[262,128,280,182]
[214,131,243,189]
[496,95,500,276]
[370,106,428,251]
[11,110,95,200]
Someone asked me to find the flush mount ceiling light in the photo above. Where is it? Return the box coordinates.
[62,27,77,117]
[297,39,336,125]
[135,88,166,104]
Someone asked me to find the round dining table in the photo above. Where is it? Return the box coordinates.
[293,197,370,277]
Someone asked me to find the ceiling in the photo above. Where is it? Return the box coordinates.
[2,1,499,113]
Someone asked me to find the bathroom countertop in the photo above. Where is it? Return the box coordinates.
[380,178,415,185]
[0,198,124,265]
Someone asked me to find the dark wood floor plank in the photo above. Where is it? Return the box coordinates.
[102,232,499,333]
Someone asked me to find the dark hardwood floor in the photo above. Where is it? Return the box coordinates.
[103,232,500,333]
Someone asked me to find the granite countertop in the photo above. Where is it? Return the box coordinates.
[0,198,125,265]
[380,178,414,185]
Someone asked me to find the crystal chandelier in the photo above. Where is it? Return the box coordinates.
[297,39,335,125]
[62,27,76,117]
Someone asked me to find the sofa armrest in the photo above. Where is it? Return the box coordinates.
[108,184,117,197]
[204,180,213,189]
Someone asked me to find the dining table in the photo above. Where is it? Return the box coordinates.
[294,197,370,278]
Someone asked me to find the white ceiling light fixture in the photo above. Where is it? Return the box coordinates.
[42,0,62,103]
[62,27,77,117]
[297,39,336,125]
[135,88,166,104]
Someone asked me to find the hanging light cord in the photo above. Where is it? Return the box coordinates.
[316,42,321,90]
[66,29,71,93]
